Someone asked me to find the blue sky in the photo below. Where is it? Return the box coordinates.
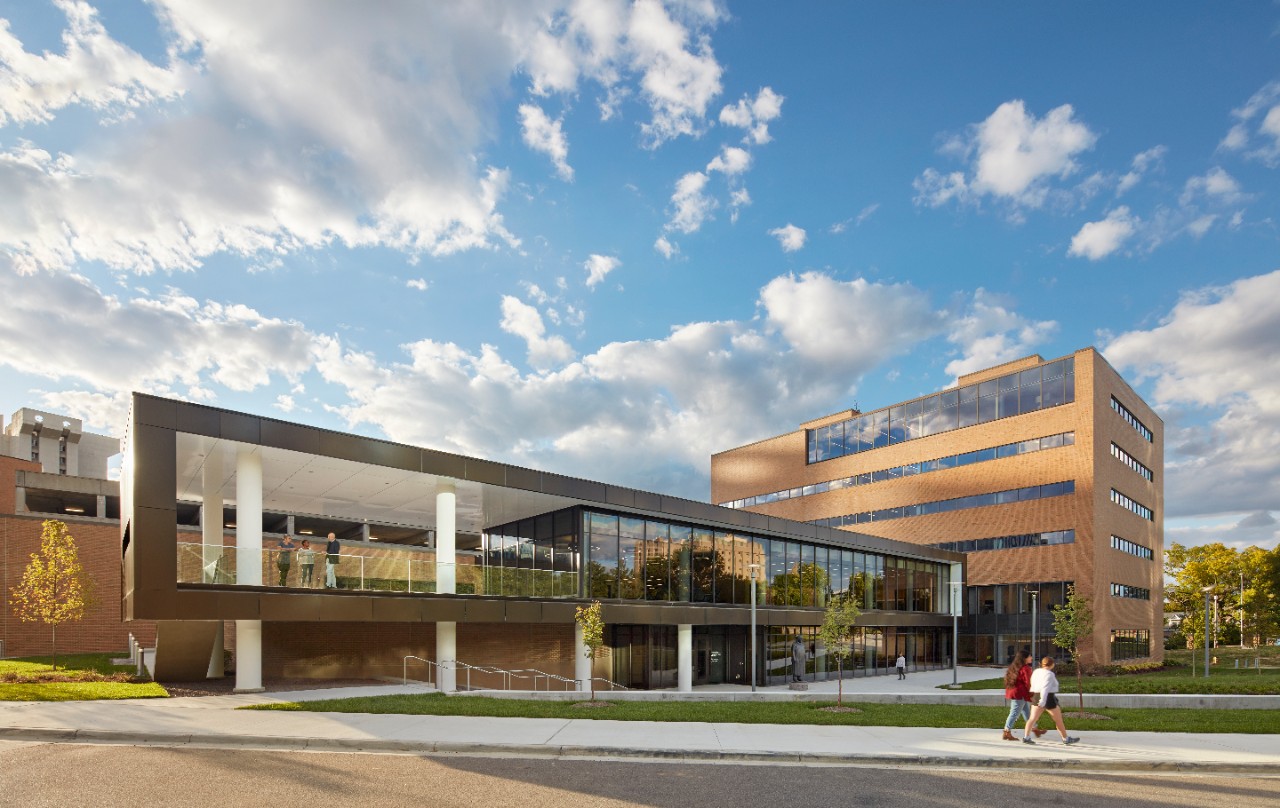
[1,1,1277,551]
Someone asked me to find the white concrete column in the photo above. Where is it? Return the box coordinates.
[95,494,107,519]
[235,448,262,586]
[201,450,224,584]
[207,621,225,678]
[13,486,25,513]
[234,620,263,692]
[678,624,693,692]
[436,622,457,693]
[574,623,591,691]
[436,481,456,594]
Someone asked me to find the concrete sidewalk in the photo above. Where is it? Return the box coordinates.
[0,668,1276,772]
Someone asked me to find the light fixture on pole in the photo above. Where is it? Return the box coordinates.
[1028,589,1040,664]
[950,579,964,687]
[748,562,761,693]
[1202,586,1214,679]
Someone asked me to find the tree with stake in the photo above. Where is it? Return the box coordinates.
[575,600,605,702]
[1052,585,1094,715]
[816,593,861,707]
[9,520,94,671]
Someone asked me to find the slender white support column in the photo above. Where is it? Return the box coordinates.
[435,480,457,692]
[95,494,107,519]
[234,620,263,692]
[201,450,223,583]
[678,624,693,692]
[436,481,456,594]
[574,623,591,690]
[236,448,262,586]
[436,622,457,693]
[207,621,224,678]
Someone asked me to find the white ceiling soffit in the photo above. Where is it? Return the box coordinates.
[174,434,578,533]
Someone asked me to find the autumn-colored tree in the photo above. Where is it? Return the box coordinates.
[574,600,605,701]
[816,594,861,706]
[9,520,95,671]
[1052,585,1093,715]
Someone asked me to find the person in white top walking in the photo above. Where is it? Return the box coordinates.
[895,653,907,680]
[1022,656,1079,745]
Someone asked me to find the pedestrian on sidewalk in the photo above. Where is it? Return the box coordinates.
[895,653,907,680]
[1022,656,1079,745]
[792,635,805,682]
[1002,650,1046,741]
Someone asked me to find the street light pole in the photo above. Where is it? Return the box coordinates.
[1239,571,1245,649]
[950,580,963,687]
[1029,589,1040,665]
[749,562,761,693]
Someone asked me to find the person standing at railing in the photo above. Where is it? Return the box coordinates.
[276,535,295,586]
[325,532,340,588]
[297,539,315,587]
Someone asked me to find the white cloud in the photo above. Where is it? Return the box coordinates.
[0,0,188,126]
[1116,145,1167,195]
[1068,206,1137,260]
[1104,269,1280,521]
[915,100,1097,211]
[767,223,806,252]
[718,86,783,144]
[499,295,575,370]
[627,0,723,147]
[654,235,678,258]
[665,170,714,233]
[1185,214,1217,238]
[1181,167,1244,206]
[518,103,574,181]
[1219,80,1280,166]
[275,394,296,413]
[406,278,428,291]
[943,289,1058,379]
[706,145,750,175]
[583,253,621,288]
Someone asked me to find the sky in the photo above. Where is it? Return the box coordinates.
[0,1,1277,553]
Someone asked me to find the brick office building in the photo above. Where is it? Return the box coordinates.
[711,348,1164,666]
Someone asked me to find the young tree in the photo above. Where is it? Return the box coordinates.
[816,593,861,706]
[9,520,95,671]
[574,600,605,701]
[1052,585,1093,715]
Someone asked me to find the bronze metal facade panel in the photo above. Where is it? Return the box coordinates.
[219,411,260,444]
[538,601,578,623]
[213,592,261,620]
[632,490,662,512]
[261,594,328,621]
[421,599,467,621]
[462,599,505,622]
[260,419,321,455]
[371,598,429,622]
[421,448,467,478]
[604,485,636,508]
[504,601,543,623]
[464,458,506,486]
[542,472,605,501]
[172,589,222,615]
[504,465,542,494]
[132,394,178,430]
[130,425,176,512]
[175,404,220,438]
[131,506,177,594]
[318,595,374,621]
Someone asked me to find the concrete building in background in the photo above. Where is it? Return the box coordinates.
[711,348,1164,667]
[2,408,119,480]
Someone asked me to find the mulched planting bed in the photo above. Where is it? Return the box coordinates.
[161,678,384,698]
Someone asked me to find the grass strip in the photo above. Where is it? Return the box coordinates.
[0,652,166,702]
[248,693,1280,734]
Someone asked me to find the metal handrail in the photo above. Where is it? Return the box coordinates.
[402,656,628,693]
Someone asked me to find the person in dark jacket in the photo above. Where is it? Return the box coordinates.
[325,533,340,588]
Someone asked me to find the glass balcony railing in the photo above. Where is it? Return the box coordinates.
[176,542,581,598]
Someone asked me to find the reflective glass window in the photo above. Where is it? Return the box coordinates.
[691,528,715,603]
[671,524,692,601]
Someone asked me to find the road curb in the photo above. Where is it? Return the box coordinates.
[1,726,1277,774]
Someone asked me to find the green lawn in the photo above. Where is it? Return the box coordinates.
[0,653,167,701]
[249,692,1280,734]
[950,648,1280,694]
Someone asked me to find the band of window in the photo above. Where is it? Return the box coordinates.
[723,432,1075,509]
[1111,629,1151,661]
[1110,535,1153,560]
[1111,488,1153,520]
[1111,396,1153,442]
[811,480,1076,529]
[931,529,1075,554]
[1111,582,1150,600]
[1110,442,1153,481]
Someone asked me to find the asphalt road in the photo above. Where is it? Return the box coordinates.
[2,742,1278,808]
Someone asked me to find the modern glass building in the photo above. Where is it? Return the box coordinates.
[122,393,962,691]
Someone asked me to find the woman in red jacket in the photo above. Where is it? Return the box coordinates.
[1002,650,1046,741]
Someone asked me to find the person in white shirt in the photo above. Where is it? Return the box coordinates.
[895,653,907,680]
[1022,656,1079,745]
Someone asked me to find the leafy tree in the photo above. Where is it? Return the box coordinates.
[1052,585,1093,715]
[574,600,605,701]
[816,594,861,706]
[9,520,95,671]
